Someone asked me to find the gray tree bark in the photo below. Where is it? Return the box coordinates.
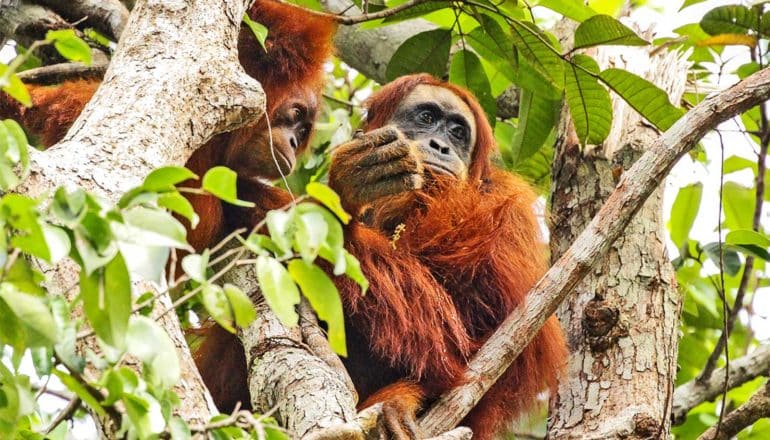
[11,0,265,434]
[548,47,688,439]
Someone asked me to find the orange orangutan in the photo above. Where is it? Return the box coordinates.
[203,74,567,439]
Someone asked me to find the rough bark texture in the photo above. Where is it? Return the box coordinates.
[9,0,265,433]
[547,48,687,439]
[35,0,129,40]
[672,344,770,425]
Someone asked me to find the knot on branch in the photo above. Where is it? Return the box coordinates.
[582,296,627,352]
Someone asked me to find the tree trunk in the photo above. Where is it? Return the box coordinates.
[548,48,688,439]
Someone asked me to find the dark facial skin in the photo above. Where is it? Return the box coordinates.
[328,85,478,225]
[387,85,476,179]
[223,87,318,180]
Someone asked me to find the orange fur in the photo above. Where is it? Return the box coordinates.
[335,76,568,439]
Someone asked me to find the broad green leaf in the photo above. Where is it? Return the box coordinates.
[668,183,702,251]
[509,20,564,90]
[295,211,328,263]
[0,66,31,106]
[466,16,516,83]
[296,204,345,275]
[242,14,269,51]
[168,417,192,440]
[343,250,368,294]
[306,182,350,223]
[381,2,449,25]
[202,166,255,207]
[723,155,756,174]
[181,252,208,283]
[449,50,496,123]
[80,253,131,350]
[2,119,30,174]
[697,34,757,48]
[52,369,106,417]
[158,192,199,228]
[201,283,234,333]
[124,392,165,438]
[702,242,741,276]
[599,68,684,131]
[46,30,92,65]
[722,182,754,230]
[0,283,57,344]
[266,209,295,256]
[256,255,301,326]
[573,15,648,49]
[223,284,257,328]
[700,5,759,36]
[242,233,283,256]
[565,54,612,145]
[143,166,197,192]
[386,29,452,81]
[539,0,597,21]
[725,230,770,261]
[510,90,560,165]
[118,206,191,250]
[42,224,70,264]
[126,316,180,388]
[287,259,346,356]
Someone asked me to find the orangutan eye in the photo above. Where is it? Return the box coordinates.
[291,107,303,122]
[450,125,467,141]
[418,110,435,125]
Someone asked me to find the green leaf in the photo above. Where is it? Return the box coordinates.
[143,166,197,192]
[256,255,301,327]
[722,182,754,230]
[668,183,702,251]
[449,50,496,123]
[574,15,648,49]
[81,253,131,350]
[381,1,449,25]
[158,192,199,229]
[343,250,368,294]
[565,54,612,145]
[223,284,257,328]
[296,204,346,275]
[294,211,328,263]
[124,392,165,438]
[386,29,452,81]
[266,209,295,256]
[0,66,31,106]
[126,316,180,388]
[181,252,208,283]
[306,182,350,224]
[725,230,770,261]
[242,14,269,51]
[510,90,560,165]
[702,242,741,276]
[118,206,191,250]
[52,369,106,418]
[287,259,346,356]
[509,20,564,90]
[201,283,235,333]
[0,283,58,344]
[2,119,30,175]
[539,0,597,22]
[466,17,516,83]
[242,233,283,256]
[45,30,92,65]
[599,68,683,131]
[201,166,255,208]
[700,5,759,36]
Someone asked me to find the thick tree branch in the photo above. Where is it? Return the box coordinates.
[417,67,770,435]
[697,380,770,440]
[34,0,129,41]
[0,2,71,64]
[673,344,770,425]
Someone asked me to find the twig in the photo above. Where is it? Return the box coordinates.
[17,61,107,84]
[673,344,770,425]
[43,397,81,434]
[274,0,434,25]
[697,380,770,440]
[418,67,770,435]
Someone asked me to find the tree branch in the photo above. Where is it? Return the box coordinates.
[33,0,129,41]
[697,380,770,440]
[417,67,770,435]
[673,344,770,425]
[0,2,72,64]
